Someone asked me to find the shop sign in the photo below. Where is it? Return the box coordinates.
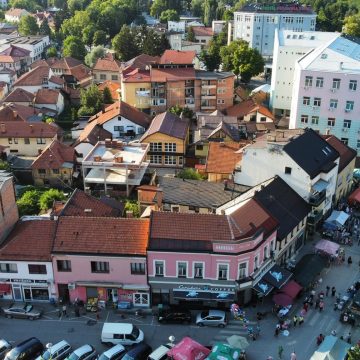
[177,284,235,293]
[10,279,48,284]
[173,289,235,301]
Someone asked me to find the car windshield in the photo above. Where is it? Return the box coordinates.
[41,350,52,360]
[121,355,134,360]
[5,349,20,360]
[67,353,80,360]
[131,327,139,339]
[201,311,209,318]
[25,305,33,312]
[97,354,110,360]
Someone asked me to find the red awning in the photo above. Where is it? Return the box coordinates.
[273,293,293,306]
[279,280,302,299]
[0,283,11,293]
[348,188,360,205]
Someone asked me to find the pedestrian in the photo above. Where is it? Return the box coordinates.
[348,256,353,265]
[347,332,352,344]
[275,324,280,337]
[315,298,320,309]
[331,330,336,336]
[319,300,324,312]
[293,315,298,327]
[290,352,296,360]
[317,334,324,346]
[303,302,309,313]
[331,287,336,297]
[62,304,67,317]
[74,306,80,317]
[298,315,304,326]
[278,345,284,359]
[326,286,330,296]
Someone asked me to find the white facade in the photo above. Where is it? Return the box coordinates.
[212,20,227,34]
[102,117,146,139]
[5,9,30,22]
[35,92,65,114]
[168,21,185,33]
[270,29,340,115]
[233,3,316,57]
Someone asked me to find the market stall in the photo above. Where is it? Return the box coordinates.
[167,337,210,360]
[206,343,244,360]
[309,335,351,360]
[315,239,340,257]
[323,211,349,230]
[348,187,360,206]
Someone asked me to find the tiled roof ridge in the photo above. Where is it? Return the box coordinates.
[59,215,147,221]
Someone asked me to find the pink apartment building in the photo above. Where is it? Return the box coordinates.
[147,199,289,307]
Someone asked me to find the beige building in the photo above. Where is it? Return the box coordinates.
[93,53,121,84]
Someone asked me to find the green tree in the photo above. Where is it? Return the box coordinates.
[67,0,83,14]
[82,24,96,47]
[343,14,360,37]
[0,160,9,171]
[186,26,196,42]
[46,46,58,58]
[62,35,86,60]
[39,21,51,36]
[112,25,139,61]
[103,86,114,104]
[203,0,217,25]
[177,168,204,180]
[169,104,183,116]
[93,30,107,46]
[61,10,91,38]
[159,9,179,22]
[223,9,233,21]
[190,0,203,17]
[39,189,65,211]
[200,30,227,71]
[16,190,41,216]
[84,45,106,67]
[220,40,264,82]
[347,345,360,360]
[140,27,170,56]
[18,15,39,36]
[78,84,103,116]
[150,0,167,18]
[124,200,140,217]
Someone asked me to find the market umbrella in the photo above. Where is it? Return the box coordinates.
[273,293,294,307]
[207,343,242,360]
[226,335,249,349]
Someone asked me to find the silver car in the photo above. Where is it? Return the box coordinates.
[36,341,72,360]
[66,345,97,360]
[196,310,227,328]
[97,345,126,360]
[0,339,11,360]
[3,303,41,320]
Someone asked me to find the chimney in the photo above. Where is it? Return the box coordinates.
[114,156,123,163]
[223,179,228,190]
[116,140,124,150]
[105,138,112,148]
[156,188,163,209]
[126,210,134,218]
[0,123,5,133]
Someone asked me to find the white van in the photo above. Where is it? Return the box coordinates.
[101,323,144,346]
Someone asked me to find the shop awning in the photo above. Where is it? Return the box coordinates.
[325,210,349,228]
[293,254,327,288]
[122,284,149,290]
[312,179,328,192]
[262,264,292,289]
[253,280,274,296]
[167,337,210,360]
[279,280,302,299]
[315,239,340,256]
[310,335,351,360]
[0,283,11,293]
[76,281,123,288]
[173,289,235,301]
[272,293,294,307]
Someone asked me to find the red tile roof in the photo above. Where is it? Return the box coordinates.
[60,189,121,217]
[122,68,151,83]
[98,81,120,100]
[141,112,189,141]
[49,75,65,85]
[225,98,274,120]
[34,88,61,105]
[0,121,60,138]
[0,55,16,63]
[160,50,196,65]
[0,45,30,57]
[192,26,213,37]
[206,142,243,174]
[70,64,92,82]
[0,220,56,261]
[14,65,50,86]
[5,8,29,17]
[93,53,121,72]
[74,120,112,146]
[31,57,82,71]
[88,100,150,128]
[4,88,34,103]
[122,54,159,72]
[0,103,41,122]
[150,67,195,82]
[31,139,74,169]
[53,217,149,255]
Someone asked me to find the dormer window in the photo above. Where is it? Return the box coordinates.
[42,77,48,84]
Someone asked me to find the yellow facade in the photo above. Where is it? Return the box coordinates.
[0,136,57,156]
[32,167,73,187]
[335,157,356,203]
[121,81,151,111]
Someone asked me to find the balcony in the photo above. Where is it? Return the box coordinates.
[201,84,216,89]
[309,190,326,207]
[308,209,323,225]
[201,105,216,110]
[135,90,150,97]
[201,93,216,99]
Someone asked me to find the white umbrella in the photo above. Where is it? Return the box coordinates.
[227,335,249,349]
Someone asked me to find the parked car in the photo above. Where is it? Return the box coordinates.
[122,343,152,360]
[195,310,227,328]
[3,303,42,320]
[148,344,174,360]
[157,309,191,324]
[36,341,72,360]
[4,337,43,360]
[66,346,97,360]
[0,339,11,360]
[97,345,126,360]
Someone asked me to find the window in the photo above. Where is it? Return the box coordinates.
[8,138,12,144]
[53,169,59,174]
[311,116,319,125]
[178,156,183,166]
[238,263,247,280]
[264,246,268,259]
[24,138,30,144]
[196,144,203,151]
[315,77,324,88]
[114,125,124,132]
[357,140,360,148]
[130,263,145,275]
[155,261,164,276]
[341,138,349,145]
[100,74,106,80]
[344,119,351,128]
[285,166,292,175]
[313,98,321,107]
[302,96,310,105]
[149,155,162,164]
[111,75,118,81]
[177,262,187,277]
[150,142,162,152]
[28,264,47,274]
[91,261,109,273]
[57,260,71,272]
[329,99,338,109]
[217,99,225,104]
[36,138,46,144]
[328,118,335,127]
[332,78,341,89]
[218,264,228,280]
[164,143,176,152]
[260,117,266,122]
[0,263,17,273]
[194,263,203,278]
[304,76,312,87]
[13,138,18,144]
[349,80,357,91]
[300,115,308,124]
[164,155,177,165]
[345,101,354,111]
[254,256,259,270]
[38,169,46,174]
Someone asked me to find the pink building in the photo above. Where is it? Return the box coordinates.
[148,199,281,307]
[52,216,150,307]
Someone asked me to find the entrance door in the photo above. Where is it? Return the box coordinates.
[57,284,70,303]
[12,285,22,301]
[133,293,149,306]
[23,287,31,301]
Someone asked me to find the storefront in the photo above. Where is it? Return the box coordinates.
[0,278,51,301]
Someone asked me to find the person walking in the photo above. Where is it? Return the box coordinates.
[347,332,352,344]
[348,256,353,265]
[317,334,324,346]
[290,352,296,360]
[293,315,298,327]
[298,315,304,326]
[326,286,330,296]
[275,324,280,337]
[331,287,336,297]
[319,300,324,312]
[315,298,320,309]
[278,345,284,359]
[62,304,67,317]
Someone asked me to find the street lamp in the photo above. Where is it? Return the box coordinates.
[168,336,175,345]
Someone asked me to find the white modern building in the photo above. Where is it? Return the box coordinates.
[233,3,316,58]
[167,21,186,34]
[289,35,360,154]
[270,29,340,116]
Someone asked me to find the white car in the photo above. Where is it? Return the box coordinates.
[66,345,97,360]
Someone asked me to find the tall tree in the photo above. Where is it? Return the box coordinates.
[160,9,180,23]
[103,86,114,104]
[186,26,196,42]
[150,0,167,18]
[82,24,96,47]
[18,15,39,35]
[343,14,360,37]
[93,30,107,46]
[62,35,86,60]
[84,45,106,67]
[78,84,103,116]
[39,21,51,36]
[203,0,217,26]
[112,25,138,61]
[46,46,58,58]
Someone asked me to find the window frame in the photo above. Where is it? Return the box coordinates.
[217,263,229,280]
[238,262,248,280]
[90,261,110,273]
[193,262,204,279]
[0,263,17,273]
[56,260,72,272]
[130,262,145,275]
[177,261,188,278]
[28,264,47,274]
[154,260,164,277]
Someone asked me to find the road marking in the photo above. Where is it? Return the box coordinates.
[105,311,109,323]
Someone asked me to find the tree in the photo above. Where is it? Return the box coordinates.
[84,45,106,67]
[220,40,264,82]
[93,30,107,46]
[203,0,217,26]
[112,25,139,61]
[39,189,65,211]
[18,15,39,35]
[62,35,86,60]
[103,86,114,104]
[150,0,167,18]
[343,14,360,37]
[140,28,170,56]
[177,168,204,180]
[186,26,196,42]
[190,0,203,18]
[169,104,183,116]
[200,30,226,71]
[78,84,103,116]
[67,0,83,14]
[46,46,57,58]
[124,200,140,217]
[347,345,360,360]
[39,21,51,36]
[0,160,9,171]
[160,9,179,23]
[16,190,41,216]
[82,24,96,47]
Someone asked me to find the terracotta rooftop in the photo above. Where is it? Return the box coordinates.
[5,8,29,17]
[150,67,195,82]
[141,112,189,141]
[74,120,112,146]
[0,121,60,138]
[98,81,120,100]
[0,103,41,122]
[13,65,54,87]
[31,139,74,169]
[4,88,34,103]
[192,26,214,37]
[160,50,196,65]
[31,57,82,70]
[225,98,274,120]
[0,55,17,63]
[122,54,159,72]
[49,75,65,85]
[88,100,150,128]
[69,64,92,82]
[206,142,243,174]
[53,217,149,255]
[0,220,56,261]
[93,53,121,72]
[60,189,121,217]
[34,88,61,105]
[122,68,151,83]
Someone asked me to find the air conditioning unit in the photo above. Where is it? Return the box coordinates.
[342,128,348,132]
[68,283,76,290]
[330,88,336,92]
[345,109,350,113]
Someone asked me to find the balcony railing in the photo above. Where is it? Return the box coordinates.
[309,190,326,207]
[308,209,323,225]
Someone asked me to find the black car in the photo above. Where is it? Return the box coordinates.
[122,343,152,360]
[158,309,192,324]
